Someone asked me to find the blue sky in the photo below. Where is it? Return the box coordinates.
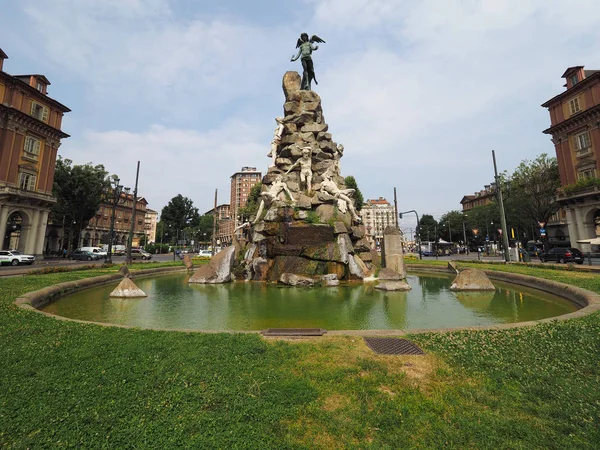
[2,0,600,231]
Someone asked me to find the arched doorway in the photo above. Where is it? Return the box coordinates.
[3,213,23,250]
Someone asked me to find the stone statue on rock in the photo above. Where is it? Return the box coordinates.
[252,175,296,224]
[286,146,313,193]
[291,33,326,91]
[267,117,284,167]
[320,167,361,224]
[333,144,344,174]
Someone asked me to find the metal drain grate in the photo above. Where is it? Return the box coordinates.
[261,328,327,337]
[364,337,424,355]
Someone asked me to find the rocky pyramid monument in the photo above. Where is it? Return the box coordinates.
[234,71,374,283]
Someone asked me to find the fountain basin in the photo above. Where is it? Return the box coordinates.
[16,267,599,334]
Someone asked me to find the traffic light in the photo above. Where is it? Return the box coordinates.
[398,213,403,219]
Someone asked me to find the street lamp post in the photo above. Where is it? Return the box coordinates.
[399,210,421,260]
[105,178,129,264]
[462,221,468,254]
[125,161,140,265]
[492,150,511,262]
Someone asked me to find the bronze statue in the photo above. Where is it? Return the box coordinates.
[291,33,325,90]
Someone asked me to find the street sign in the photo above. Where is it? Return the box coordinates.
[486,236,490,242]
[540,227,546,236]
[497,228,503,235]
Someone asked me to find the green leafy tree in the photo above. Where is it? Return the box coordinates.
[160,195,200,244]
[418,214,438,242]
[508,153,560,232]
[193,214,214,245]
[238,182,262,222]
[438,211,467,243]
[344,176,364,211]
[51,157,110,252]
[464,204,500,242]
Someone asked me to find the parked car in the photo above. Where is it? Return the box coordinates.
[422,250,435,257]
[198,250,212,258]
[130,248,152,260]
[0,250,35,266]
[80,246,107,258]
[539,247,584,264]
[71,249,102,261]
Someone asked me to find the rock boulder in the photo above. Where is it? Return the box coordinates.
[189,246,236,284]
[450,269,495,291]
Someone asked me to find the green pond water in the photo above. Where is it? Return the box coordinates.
[41,272,578,331]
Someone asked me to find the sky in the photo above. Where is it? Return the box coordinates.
[2,0,600,231]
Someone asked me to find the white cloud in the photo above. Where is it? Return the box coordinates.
[63,121,269,215]
[20,0,292,123]
[307,0,600,213]
[5,0,600,219]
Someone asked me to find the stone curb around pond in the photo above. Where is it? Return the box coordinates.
[13,265,600,336]
[14,267,189,311]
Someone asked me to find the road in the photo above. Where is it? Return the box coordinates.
[3,251,600,278]
[0,253,181,277]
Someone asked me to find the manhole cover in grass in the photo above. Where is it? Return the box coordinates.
[261,328,327,336]
[364,337,424,355]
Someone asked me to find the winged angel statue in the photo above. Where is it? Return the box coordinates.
[291,33,326,90]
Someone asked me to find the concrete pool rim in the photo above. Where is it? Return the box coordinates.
[13,264,600,336]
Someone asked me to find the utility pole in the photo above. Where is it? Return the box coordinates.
[492,150,511,262]
[211,189,218,256]
[126,161,140,265]
[393,187,399,228]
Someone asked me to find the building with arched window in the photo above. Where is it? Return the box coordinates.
[0,48,70,255]
[542,66,600,245]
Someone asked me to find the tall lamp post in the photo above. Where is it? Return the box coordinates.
[492,150,511,262]
[399,210,421,260]
[105,178,129,264]
[125,161,140,265]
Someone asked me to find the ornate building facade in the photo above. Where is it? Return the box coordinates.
[0,48,70,255]
[542,66,600,244]
[460,185,496,212]
[359,197,397,249]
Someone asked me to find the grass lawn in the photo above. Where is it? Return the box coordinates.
[0,262,599,448]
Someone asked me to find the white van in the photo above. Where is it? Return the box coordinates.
[80,247,108,257]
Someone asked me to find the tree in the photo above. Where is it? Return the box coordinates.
[438,210,466,243]
[418,214,438,242]
[160,195,200,244]
[238,182,262,223]
[51,157,110,252]
[193,214,214,245]
[509,153,560,232]
[344,176,364,211]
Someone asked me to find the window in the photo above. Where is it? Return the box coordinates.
[570,74,578,87]
[569,97,581,115]
[574,131,592,155]
[30,101,49,123]
[23,136,41,160]
[19,172,37,191]
[578,168,596,180]
[36,81,45,93]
